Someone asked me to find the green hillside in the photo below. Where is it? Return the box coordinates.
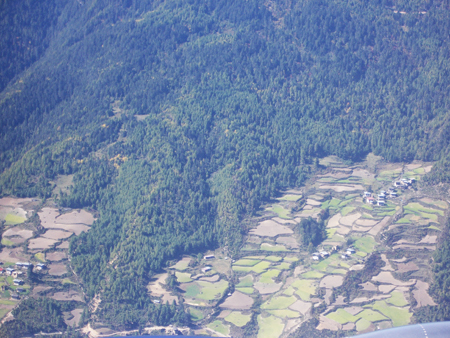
[1,0,450,329]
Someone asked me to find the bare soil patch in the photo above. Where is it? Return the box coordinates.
[360,282,377,291]
[0,198,33,208]
[379,285,396,293]
[319,185,364,192]
[219,291,253,310]
[0,247,30,262]
[2,227,33,239]
[340,213,361,226]
[343,323,355,330]
[405,164,422,170]
[28,237,58,250]
[336,225,352,235]
[317,315,341,331]
[333,295,346,306]
[56,210,95,225]
[369,216,390,236]
[306,199,322,206]
[276,236,299,249]
[254,282,282,294]
[49,263,68,276]
[289,300,311,315]
[51,290,83,302]
[272,217,296,225]
[38,208,60,227]
[218,310,231,318]
[413,280,436,307]
[380,254,394,271]
[57,241,70,249]
[352,225,372,232]
[249,220,293,237]
[424,165,433,173]
[327,214,342,228]
[356,219,378,226]
[419,235,437,244]
[393,244,436,251]
[396,261,419,273]
[46,251,67,261]
[42,229,73,240]
[350,264,364,271]
[320,275,344,289]
[318,172,350,179]
[65,308,83,327]
[148,273,168,295]
[352,169,375,180]
[372,272,415,286]
[200,275,220,282]
[32,285,52,295]
[54,223,90,235]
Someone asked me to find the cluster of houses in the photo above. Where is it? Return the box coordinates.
[364,177,415,206]
[311,246,356,261]
[0,262,47,277]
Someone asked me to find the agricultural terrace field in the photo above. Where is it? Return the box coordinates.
[166,158,441,338]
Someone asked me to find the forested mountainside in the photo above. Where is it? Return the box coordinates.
[2,0,450,329]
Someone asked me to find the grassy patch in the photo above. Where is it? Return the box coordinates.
[404,203,444,216]
[274,262,291,270]
[259,269,280,283]
[0,300,16,305]
[0,308,10,320]
[312,254,339,272]
[35,252,46,262]
[329,199,342,207]
[267,205,291,219]
[184,283,201,298]
[197,280,229,300]
[189,307,204,321]
[260,243,288,252]
[356,318,371,331]
[356,309,388,322]
[237,275,253,287]
[207,320,229,336]
[257,315,284,338]
[261,296,297,310]
[225,312,251,327]
[326,309,358,324]
[387,291,408,307]
[371,301,412,327]
[301,271,325,279]
[354,236,377,253]
[341,207,356,216]
[283,256,299,262]
[283,286,296,296]
[175,272,192,283]
[172,260,190,271]
[292,280,316,301]
[396,217,411,224]
[428,225,441,231]
[233,265,253,272]
[356,251,367,257]
[268,309,300,318]
[331,269,347,274]
[252,261,272,273]
[1,238,14,246]
[265,256,282,262]
[234,259,261,266]
[327,228,337,237]
[278,195,302,201]
[62,278,76,285]
[5,214,26,225]
[361,204,373,211]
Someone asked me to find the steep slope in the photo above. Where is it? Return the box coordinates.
[1,0,450,329]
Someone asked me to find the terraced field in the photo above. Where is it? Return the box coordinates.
[152,157,444,337]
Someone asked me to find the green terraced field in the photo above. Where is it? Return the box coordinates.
[327,228,337,237]
[207,320,229,335]
[4,214,26,225]
[259,269,281,283]
[312,254,339,271]
[268,309,301,318]
[274,262,291,270]
[404,203,444,216]
[283,256,299,262]
[354,236,377,253]
[184,283,201,298]
[371,301,412,327]
[428,225,441,231]
[197,280,229,300]
[237,275,253,287]
[1,238,14,246]
[261,296,296,310]
[267,205,291,219]
[356,318,371,331]
[387,291,408,307]
[341,206,356,216]
[175,272,192,283]
[232,265,253,272]
[257,315,284,338]
[357,309,388,322]
[277,195,302,201]
[292,279,316,300]
[265,256,282,262]
[234,259,261,266]
[225,312,252,327]
[326,309,358,324]
[331,269,347,274]
[283,286,296,296]
[172,259,190,271]
[252,261,272,273]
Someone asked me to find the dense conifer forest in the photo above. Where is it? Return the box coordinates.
[2,0,450,329]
